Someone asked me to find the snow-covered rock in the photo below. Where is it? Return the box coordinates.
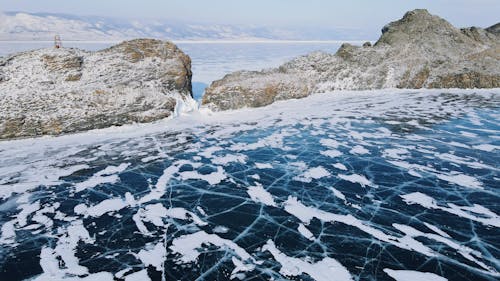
[202,9,500,111]
[0,39,194,139]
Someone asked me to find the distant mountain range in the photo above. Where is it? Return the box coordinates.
[0,11,372,41]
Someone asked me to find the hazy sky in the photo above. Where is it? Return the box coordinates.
[1,0,499,30]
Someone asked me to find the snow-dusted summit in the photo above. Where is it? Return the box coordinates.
[202,10,500,111]
[0,39,194,139]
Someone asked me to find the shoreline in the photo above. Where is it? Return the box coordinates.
[0,88,498,146]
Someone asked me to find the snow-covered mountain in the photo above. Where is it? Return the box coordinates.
[0,11,371,41]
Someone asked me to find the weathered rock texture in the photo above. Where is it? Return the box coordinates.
[203,9,500,111]
[0,39,194,139]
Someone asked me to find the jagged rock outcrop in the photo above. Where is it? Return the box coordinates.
[0,39,194,139]
[203,9,500,111]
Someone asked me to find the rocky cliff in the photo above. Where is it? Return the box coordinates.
[202,10,500,111]
[0,39,194,139]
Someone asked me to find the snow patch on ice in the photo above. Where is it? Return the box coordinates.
[0,164,90,199]
[75,197,128,217]
[338,174,375,187]
[255,162,273,169]
[319,138,341,148]
[436,173,483,189]
[246,183,277,207]
[136,242,166,271]
[297,223,315,241]
[34,220,107,280]
[383,269,447,281]
[262,240,353,281]
[211,154,247,165]
[383,148,410,159]
[473,144,499,152]
[170,230,254,267]
[329,187,346,201]
[74,163,130,193]
[320,149,342,158]
[401,192,500,227]
[423,222,451,238]
[179,166,227,185]
[332,163,348,170]
[294,166,331,183]
[349,145,369,155]
[133,203,207,235]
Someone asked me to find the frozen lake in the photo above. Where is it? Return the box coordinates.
[0,41,499,281]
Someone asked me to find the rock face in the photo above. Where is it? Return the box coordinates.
[203,9,500,111]
[0,39,194,139]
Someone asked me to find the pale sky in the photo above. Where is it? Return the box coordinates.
[1,0,499,31]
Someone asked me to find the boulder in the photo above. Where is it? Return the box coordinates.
[0,39,194,139]
[202,9,499,111]
[203,71,311,111]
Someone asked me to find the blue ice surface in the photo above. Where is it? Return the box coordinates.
[0,91,498,281]
[192,82,208,102]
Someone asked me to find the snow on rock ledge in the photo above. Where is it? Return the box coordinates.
[202,9,500,111]
[0,39,194,139]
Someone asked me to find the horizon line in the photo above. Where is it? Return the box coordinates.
[0,39,374,44]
